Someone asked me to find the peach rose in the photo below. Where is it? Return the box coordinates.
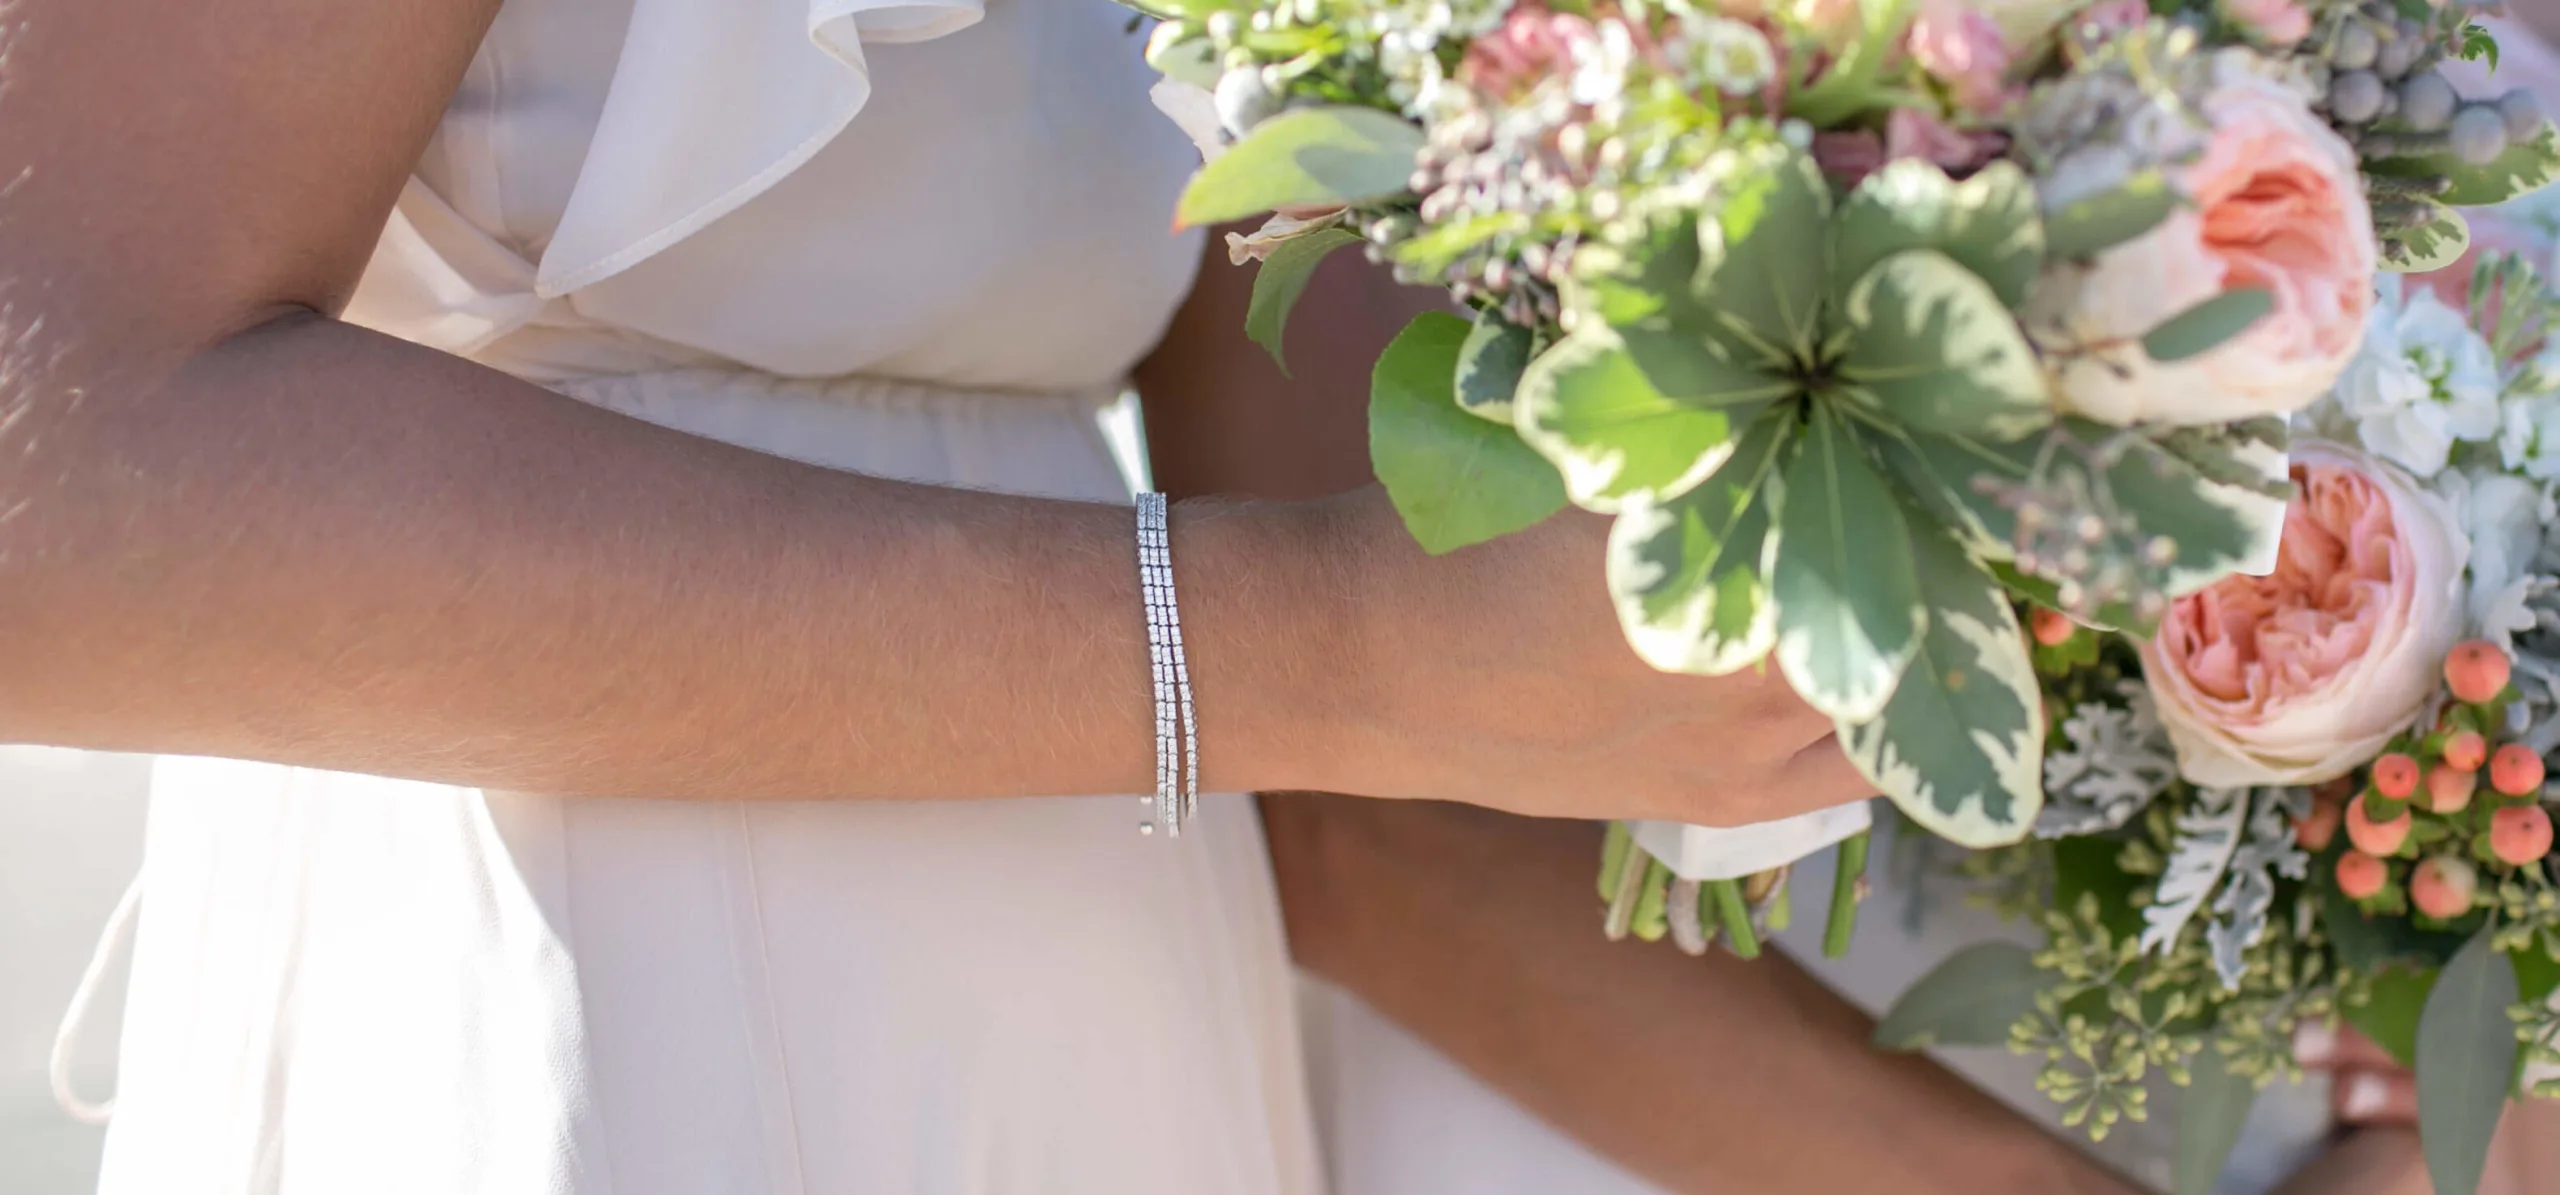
[2141,442,2468,787]
[1909,0,2017,114]
[2036,70,2375,426]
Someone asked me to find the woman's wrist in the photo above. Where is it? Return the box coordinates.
[1172,492,1369,796]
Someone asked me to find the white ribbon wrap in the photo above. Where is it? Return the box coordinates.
[1631,800,1875,882]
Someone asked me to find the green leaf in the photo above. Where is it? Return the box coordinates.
[1700,146,1834,356]
[2348,965,2439,1069]
[1771,405,1926,720]
[2417,929,2522,1195]
[1515,323,1770,512]
[1370,312,1570,554]
[2371,123,2560,208]
[1867,424,2034,561]
[2461,20,2500,69]
[2381,202,2474,274]
[2043,171,2178,261]
[1832,159,2044,310]
[2174,1042,2259,1195]
[1454,308,1536,422]
[1175,106,1424,228]
[2141,288,2274,365]
[1244,227,1361,374]
[1873,941,2046,1049]
[2097,428,2268,596]
[1838,498,2043,846]
[1837,249,2053,441]
[1988,559,2149,636]
[1606,410,1792,675]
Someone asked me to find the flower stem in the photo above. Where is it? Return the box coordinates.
[1826,831,1872,958]
[1709,879,1761,959]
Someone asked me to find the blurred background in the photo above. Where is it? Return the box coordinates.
[1,748,145,1195]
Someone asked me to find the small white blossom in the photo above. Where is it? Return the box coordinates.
[2503,390,2560,481]
[2319,276,2502,476]
[1679,16,1776,97]
[2439,467,2557,638]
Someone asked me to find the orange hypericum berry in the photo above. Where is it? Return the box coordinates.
[2372,754,2422,800]
[2294,798,2344,851]
[2446,640,2513,704]
[2490,805,2554,865]
[2444,729,2489,772]
[2426,764,2479,814]
[2336,850,2390,899]
[2491,743,2546,797]
[2030,607,2075,647]
[2347,797,2413,856]
[2411,856,2480,920]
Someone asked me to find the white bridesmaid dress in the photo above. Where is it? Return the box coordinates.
[91,3,1326,1192]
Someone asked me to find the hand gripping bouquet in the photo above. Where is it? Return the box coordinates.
[1132,0,2551,993]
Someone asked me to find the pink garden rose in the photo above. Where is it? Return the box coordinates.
[2142,442,2469,787]
[2036,68,2375,426]
[1908,0,2017,113]
[2221,0,2311,47]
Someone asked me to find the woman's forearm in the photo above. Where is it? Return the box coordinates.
[1265,795,2144,1195]
[0,310,1340,799]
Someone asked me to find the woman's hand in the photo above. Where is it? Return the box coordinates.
[1236,488,1872,826]
[2280,1023,2560,1194]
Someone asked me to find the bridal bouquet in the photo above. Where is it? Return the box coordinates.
[1865,244,2560,1195]
[1135,0,2556,958]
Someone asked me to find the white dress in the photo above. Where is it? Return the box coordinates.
[94,3,1325,1192]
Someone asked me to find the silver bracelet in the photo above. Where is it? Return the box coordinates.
[1135,493,1199,837]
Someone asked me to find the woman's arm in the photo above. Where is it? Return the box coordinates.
[1137,235,2138,1195]
[0,0,1864,822]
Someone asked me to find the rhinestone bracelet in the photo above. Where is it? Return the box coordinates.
[1135,493,1199,837]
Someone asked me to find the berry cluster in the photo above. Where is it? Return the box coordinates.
[2310,640,2557,919]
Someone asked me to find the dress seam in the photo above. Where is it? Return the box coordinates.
[730,805,811,1195]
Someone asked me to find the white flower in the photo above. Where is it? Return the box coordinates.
[2439,466,2554,638]
[2321,276,2502,475]
[2502,390,2560,480]
[1681,16,1777,97]
[1149,78,1228,165]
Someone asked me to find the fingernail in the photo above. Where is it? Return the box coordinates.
[2342,1072,2390,1120]
[2293,1020,2337,1064]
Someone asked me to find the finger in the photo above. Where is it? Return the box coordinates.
[2335,1067,2421,1126]
[2295,1022,2406,1070]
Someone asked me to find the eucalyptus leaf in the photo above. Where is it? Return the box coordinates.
[2381,202,2473,274]
[2416,929,2521,1195]
[2369,123,2560,207]
[2174,1042,2258,1195]
[1771,405,1925,721]
[1700,145,1834,357]
[1244,227,1362,374]
[1873,941,2046,1049]
[2140,288,2274,365]
[1370,312,1569,554]
[1837,249,2052,441]
[1606,411,1792,676]
[2043,171,2178,261]
[1838,496,2043,846]
[1515,323,1767,512]
[1455,308,1536,422]
[1832,160,2044,310]
[2348,965,2439,1069]
[1175,105,1424,228]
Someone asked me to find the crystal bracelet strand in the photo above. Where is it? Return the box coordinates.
[1134,493,1199,837]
